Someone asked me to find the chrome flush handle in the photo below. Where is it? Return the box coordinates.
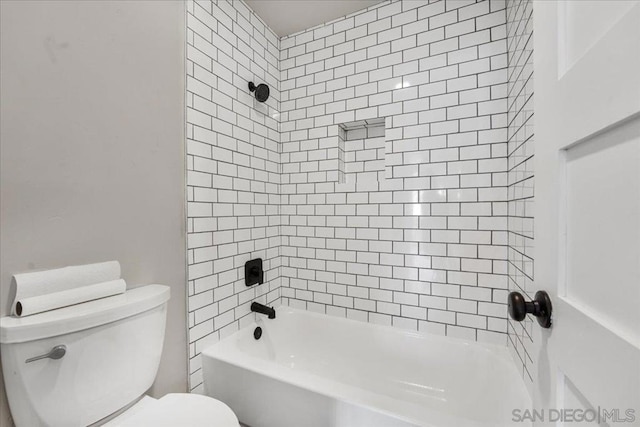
[25,345,67,363]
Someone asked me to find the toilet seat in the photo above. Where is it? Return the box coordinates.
[107,393,239,427]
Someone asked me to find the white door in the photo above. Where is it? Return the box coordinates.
[533,1,640,425]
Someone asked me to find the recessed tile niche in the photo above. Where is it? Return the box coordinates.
[338,118,386,183]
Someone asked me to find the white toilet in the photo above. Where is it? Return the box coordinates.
[0,285,239,426]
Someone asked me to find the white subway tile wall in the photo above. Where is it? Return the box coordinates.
[186,0,516,392]
[505,0,534,390]
[279,0,510,343]
[186,0,281,391]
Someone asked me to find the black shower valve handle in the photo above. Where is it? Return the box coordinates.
[245,258,264,287]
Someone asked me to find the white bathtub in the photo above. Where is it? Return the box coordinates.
[202,307,530,427]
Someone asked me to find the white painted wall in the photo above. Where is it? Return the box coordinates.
[244,0,384,37]
[0,1,187,425]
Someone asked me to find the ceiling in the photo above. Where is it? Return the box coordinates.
[245,0,385,38]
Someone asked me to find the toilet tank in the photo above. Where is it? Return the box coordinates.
[0,285,170,427]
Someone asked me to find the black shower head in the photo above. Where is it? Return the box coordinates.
[248,81,270,103]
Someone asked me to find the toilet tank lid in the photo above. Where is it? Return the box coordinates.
[0,285,170,344]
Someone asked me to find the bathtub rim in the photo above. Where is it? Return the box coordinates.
[206,305,520,361]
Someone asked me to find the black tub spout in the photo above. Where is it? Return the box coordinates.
[251,302,276,319]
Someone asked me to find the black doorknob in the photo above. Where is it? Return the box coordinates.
[508,290,552,328]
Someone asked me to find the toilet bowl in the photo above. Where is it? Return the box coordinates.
[0,285,240,427]
[105,394,239,427]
